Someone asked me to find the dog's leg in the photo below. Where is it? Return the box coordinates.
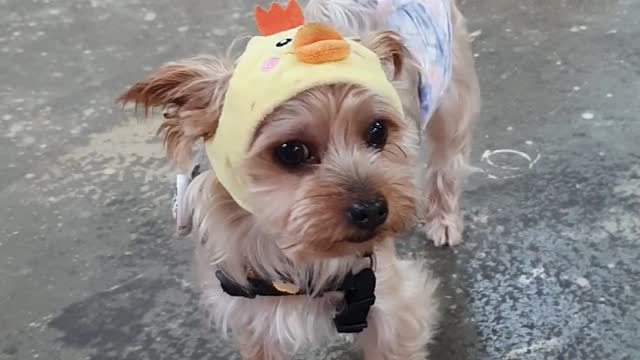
[358,260,439,360]
[235,326,286,360]
[422,3,480,247]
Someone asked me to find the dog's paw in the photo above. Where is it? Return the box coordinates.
[423,216,463,247]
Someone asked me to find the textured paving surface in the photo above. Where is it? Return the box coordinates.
[1,0,639,359]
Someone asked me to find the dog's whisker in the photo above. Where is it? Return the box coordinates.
[293,192,342,204]
[279,241,303,251]
[391,142,408,158]
[381,142,407,159]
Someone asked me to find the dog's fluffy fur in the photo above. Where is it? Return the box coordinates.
[119,0,479,358]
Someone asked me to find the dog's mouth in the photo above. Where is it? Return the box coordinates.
[344,232,376,244]
[280,231,385,262]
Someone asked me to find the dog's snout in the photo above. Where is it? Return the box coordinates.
[346,197,388,232]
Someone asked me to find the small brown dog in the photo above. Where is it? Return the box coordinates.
[119,0,479,358]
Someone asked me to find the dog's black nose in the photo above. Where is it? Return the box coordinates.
[347,197,388,231]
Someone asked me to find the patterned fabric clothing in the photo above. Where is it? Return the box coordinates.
[172,0,454,223]
[377,0,453,128]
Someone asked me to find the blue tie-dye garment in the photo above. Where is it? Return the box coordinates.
[375,0,453,129]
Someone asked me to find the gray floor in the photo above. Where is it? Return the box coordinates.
[1,0,639,359]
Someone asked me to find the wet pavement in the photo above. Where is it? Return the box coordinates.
[1,0,639,359]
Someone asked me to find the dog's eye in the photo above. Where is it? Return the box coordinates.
[276,38,292,47]
[275,141,313,168]
[366,120,388,149]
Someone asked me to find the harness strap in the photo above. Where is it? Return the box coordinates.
[215,257,377,333]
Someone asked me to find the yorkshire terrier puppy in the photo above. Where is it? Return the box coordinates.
[119,0,479,358]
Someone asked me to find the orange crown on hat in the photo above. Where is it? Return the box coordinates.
[255,0,305,36]
[254,0,350,64]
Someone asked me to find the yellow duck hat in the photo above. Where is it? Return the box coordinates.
[207,0,404,211]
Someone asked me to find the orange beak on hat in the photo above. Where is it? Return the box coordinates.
[293,23,351,64]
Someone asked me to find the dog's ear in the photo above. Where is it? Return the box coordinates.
[118,55,232,170]
[360,31,408,80]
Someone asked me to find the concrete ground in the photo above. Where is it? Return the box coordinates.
[1,0,639,359]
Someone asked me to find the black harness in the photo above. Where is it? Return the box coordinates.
[215,259,377,334]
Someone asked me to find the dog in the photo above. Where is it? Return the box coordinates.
[119,0,479,358]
